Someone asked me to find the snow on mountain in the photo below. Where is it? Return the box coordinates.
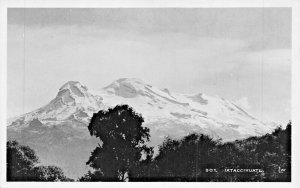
[7,78,277,179]
[91,78,273,142]
[9,81,103,128]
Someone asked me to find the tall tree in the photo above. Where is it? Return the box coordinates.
[86,104,153,181]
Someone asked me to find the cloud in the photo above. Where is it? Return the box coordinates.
[8,8,291,50]
[235,97,252,110]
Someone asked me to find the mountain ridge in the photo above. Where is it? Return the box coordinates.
[8,78,276,140]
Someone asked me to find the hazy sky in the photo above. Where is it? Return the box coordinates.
[7,8,291,124]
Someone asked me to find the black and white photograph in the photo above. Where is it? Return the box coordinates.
[0,0,300,186]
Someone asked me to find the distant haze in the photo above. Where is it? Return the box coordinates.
[7,8,291,125]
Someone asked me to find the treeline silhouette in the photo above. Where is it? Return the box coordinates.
[7,105,291,182]
[80,105,291,182]
[7,140,73,181]
[148,124,291,182]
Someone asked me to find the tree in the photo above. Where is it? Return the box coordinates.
[7,140,72,181]
[32,165,73,181]
[86,104,153,181]
[7,140,39,181]
[154,134,219,181]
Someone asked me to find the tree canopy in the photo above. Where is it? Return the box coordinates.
[85,104,153,181]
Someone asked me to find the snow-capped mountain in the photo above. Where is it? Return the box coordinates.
[7,78,277,179]
[8,81,103,126]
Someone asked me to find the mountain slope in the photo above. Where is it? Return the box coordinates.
[7,78,277,179]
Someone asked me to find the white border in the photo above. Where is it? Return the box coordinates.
[0,0,299,188]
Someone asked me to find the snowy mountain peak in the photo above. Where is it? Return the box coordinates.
[10,81,103,123]
[59,81,88,96]
[54,81,93,106]
[103,78,153,98]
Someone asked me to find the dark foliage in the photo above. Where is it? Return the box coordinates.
[81,104,291,182]
[150,122,291,182]
[152,134,221,181]
[7,140,73,181]
[84,104,153,181]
